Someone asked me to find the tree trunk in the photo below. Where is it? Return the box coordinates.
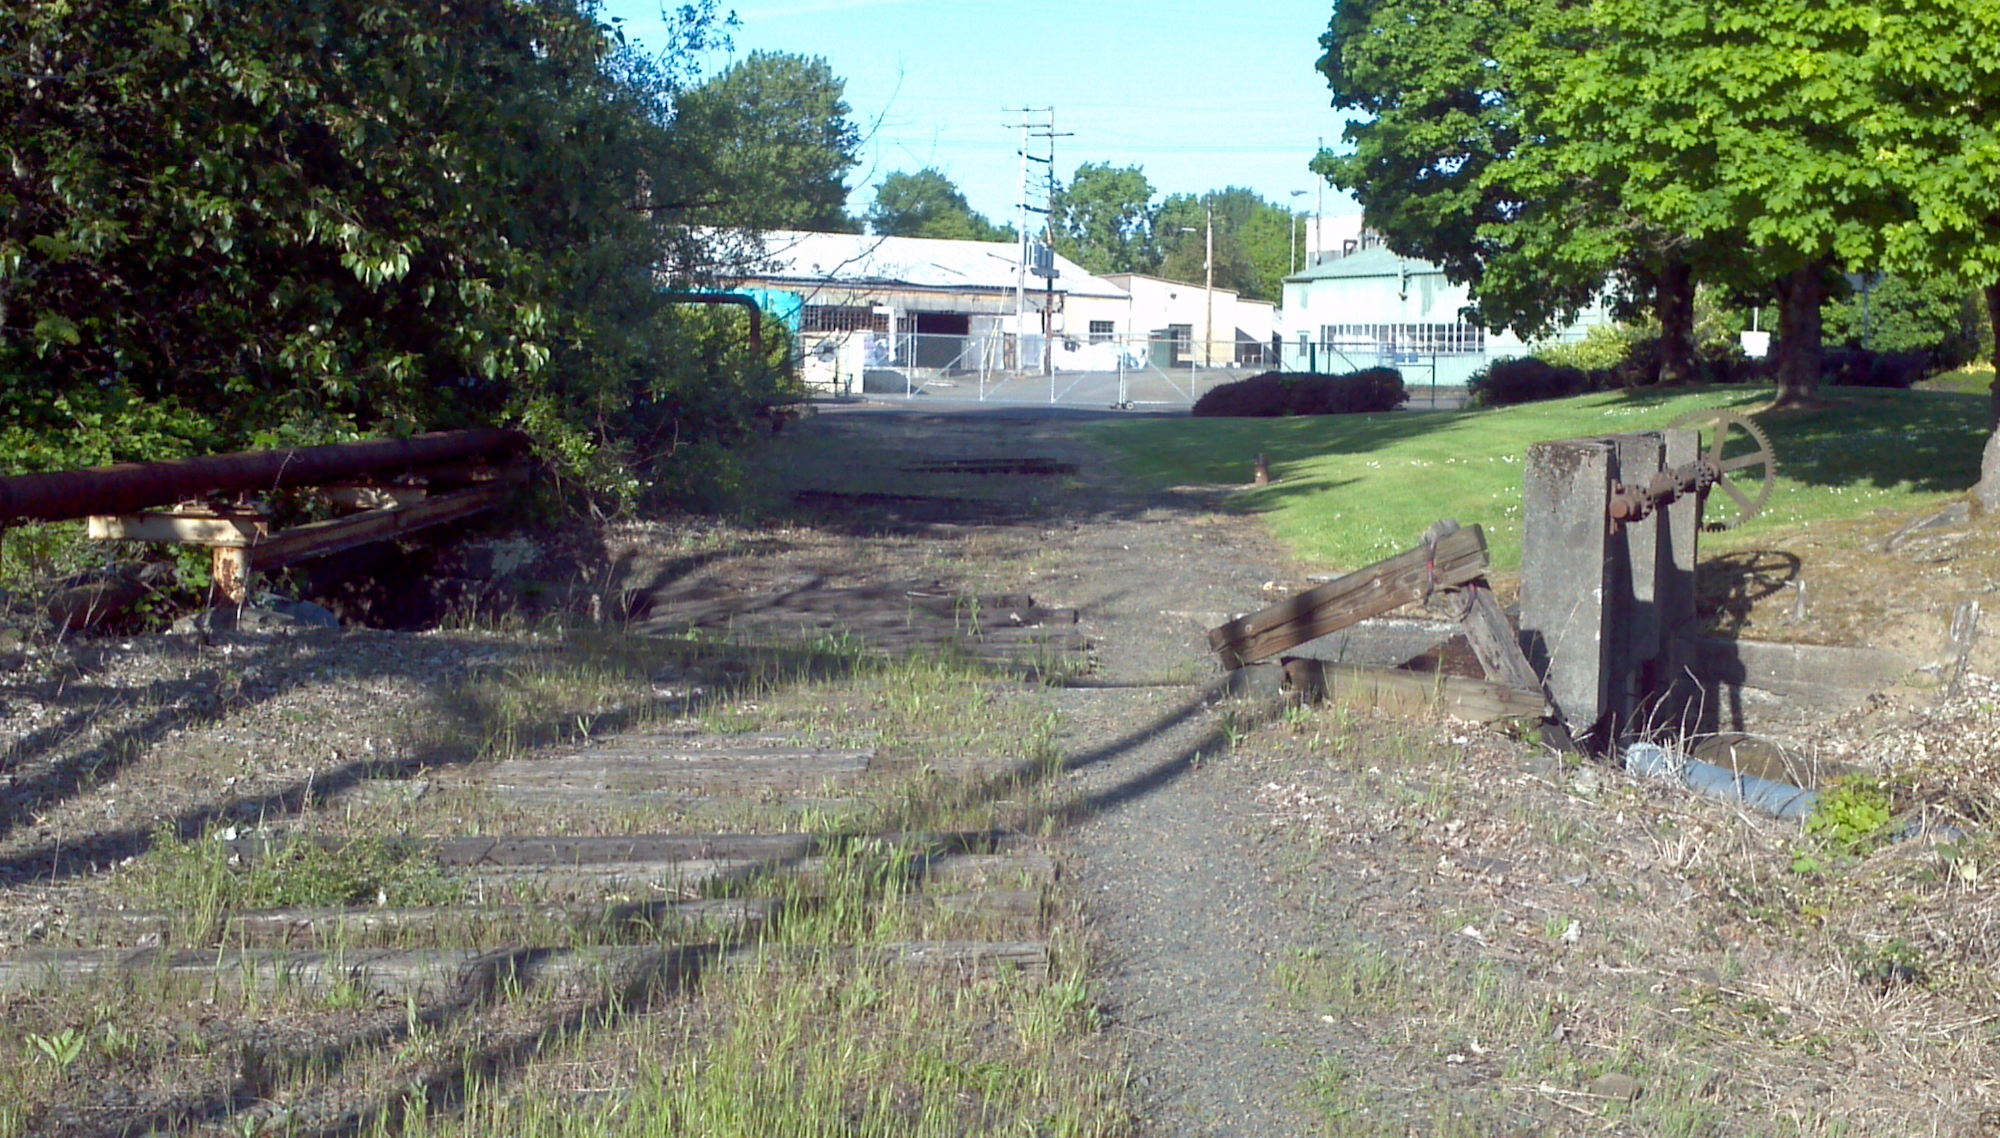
[1988,280,2000,430]
[1770,264,1824,408]
[1973,281,2000,511]
[1655,259,1696,385]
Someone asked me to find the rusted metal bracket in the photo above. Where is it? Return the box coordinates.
[1606,457,1719,528]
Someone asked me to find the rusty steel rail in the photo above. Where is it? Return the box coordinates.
[0,429,528,525]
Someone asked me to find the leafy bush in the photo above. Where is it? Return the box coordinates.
[1467,357,1595,407]
[1822,347,1926,389]
[0,0,772,508]
[1534,324,1643,373]
[1191,369,1407,418]
[1804,780,1895,857]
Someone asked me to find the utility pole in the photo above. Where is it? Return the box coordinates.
[1037,111,1070,381]
[1005,108,1049,372]
[1315,136,1325,268]
[1289,189,1309,274]
[1006,107,1066,380]
[1203,202,1215,369]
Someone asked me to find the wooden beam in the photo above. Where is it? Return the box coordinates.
[89,484,505,573]
[67,889,1045,949]
[247,482,506,569]
[1280,658,1547,723]
[1453,580,1544,692]
[1209,522,1490,668]
[88,511,267,546]
[0,939,1050,999]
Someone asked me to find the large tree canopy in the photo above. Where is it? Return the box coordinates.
[0,0,784,499]
[1528,0,1891,404]
[669,50,862,233]
[1052,163,1157,275]
[1314,0,1640,361]
[1315,0,1916,404]
[865,169,1013,242]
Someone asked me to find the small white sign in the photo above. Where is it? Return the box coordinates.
[1740,330,1771,359]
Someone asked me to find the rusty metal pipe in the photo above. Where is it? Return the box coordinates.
[0,428,527,524]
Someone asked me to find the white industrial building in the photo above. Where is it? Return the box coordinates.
[730,231,1285,392]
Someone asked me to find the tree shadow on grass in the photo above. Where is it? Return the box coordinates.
[1596,384,1988,496]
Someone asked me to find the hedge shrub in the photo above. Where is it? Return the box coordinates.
[1466,358,1595,407]
[1191,369,1407,417]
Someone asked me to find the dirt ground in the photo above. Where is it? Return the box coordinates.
[4,401,2000,1136]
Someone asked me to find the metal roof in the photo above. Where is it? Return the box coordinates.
[743,230,1130,299]
[1283,245,1440,284]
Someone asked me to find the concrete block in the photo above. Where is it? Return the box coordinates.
[1521,438,1615,736]
[1688,636,1914,730]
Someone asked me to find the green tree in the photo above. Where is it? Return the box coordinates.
[1154,191,1277,300]
[864,169,1014,241]
[1854,0,2000,490]
[1313,0,1652,369]
[1535,0,1893,405]
[671,50,862,233]
[0,0,781,500]
[1052,163,1157,274]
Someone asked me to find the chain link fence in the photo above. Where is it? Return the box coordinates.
[799,331,1467,410]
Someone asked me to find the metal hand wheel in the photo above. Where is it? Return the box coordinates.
[1667,409,1776,531]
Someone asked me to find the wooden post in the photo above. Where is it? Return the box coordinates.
[212,546,249,605]
[1253,454,1270,486]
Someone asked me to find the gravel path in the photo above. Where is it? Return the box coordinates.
[1044,485,1329,1137]
[814,404,1336,1135]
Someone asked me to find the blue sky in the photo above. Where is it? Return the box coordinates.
[597,0,1362,226]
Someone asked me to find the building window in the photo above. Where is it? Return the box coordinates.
[1319,322,1486,357]
[1089,320,1115,343]
[802,305,889,333]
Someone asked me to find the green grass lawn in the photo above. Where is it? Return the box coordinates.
[1089,385,1989,572]
[1919,362,1995,396]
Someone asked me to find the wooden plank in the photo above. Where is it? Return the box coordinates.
[1209,523,1490,668]
[71,888,1045,948]
[88,512,266,545]
[1280,658,1547,723]
[69,898,780,948]
[433,829,998,867]
[0,939,1050,998]
[217,829,998,869]
[1455,580,1544,693]
[248,482,506,568]
[460,850,1055,895]
[481,750,873,795]
[434,833,819,867]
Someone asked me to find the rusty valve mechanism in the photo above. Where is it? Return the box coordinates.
[1607,459,1719,524]
[1606,410,1776,533]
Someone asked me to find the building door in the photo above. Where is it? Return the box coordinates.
[910,312,971,370]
